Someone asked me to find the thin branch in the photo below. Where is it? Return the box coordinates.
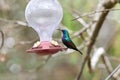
[105,64,120,80]
[72,25,91,38]
[109,56,120,62]
[0,18,28,26]
[76,55,88,80]
[102,54,120,80]
[72,13,88,27]
[102,55,113,73]
[72,8,120,21]
[19,39,38,45]
[72,9,92,36]
[36,55,52,71]
[91,47,105,70]
[0,30,4,49]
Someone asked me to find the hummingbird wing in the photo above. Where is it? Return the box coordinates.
[63,40,83,55]
[62,39,77,49]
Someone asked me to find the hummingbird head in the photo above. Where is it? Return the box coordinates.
[57,29,69,34]
[57,29,70,38]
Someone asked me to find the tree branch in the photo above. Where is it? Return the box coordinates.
[0,18,28,27]
[0,30,4,49]
[77,0,117,80]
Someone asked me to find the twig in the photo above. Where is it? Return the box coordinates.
[0,30,4,49]
[102,54,120,80]
[36,55,52,71]
[72,14,88,27]
[76,55,89,80]
[72,8,120,21]
[19,39,38,45]
[0,18,28,26]
[102,55,113,73]
[109,56,120,62]
[72,10,92,36]
[91,47,105,70]
[72,25,91,38]
[105,64,120,80]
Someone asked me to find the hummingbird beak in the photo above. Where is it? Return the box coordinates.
[57,29,62,31]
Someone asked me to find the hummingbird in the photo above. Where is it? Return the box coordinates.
[58,29,83,55]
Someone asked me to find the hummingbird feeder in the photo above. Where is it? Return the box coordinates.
[25,0,67,55]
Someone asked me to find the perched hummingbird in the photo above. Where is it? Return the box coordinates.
[58,29,83,55]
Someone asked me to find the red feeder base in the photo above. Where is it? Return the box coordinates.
[27,41,67,55]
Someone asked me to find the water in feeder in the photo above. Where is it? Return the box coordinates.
[25,0,67,55]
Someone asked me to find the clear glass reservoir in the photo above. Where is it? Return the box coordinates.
[25,0,63,42]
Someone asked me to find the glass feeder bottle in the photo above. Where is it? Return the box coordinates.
[25,0,63,42]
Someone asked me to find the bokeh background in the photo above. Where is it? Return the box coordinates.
[0,0,120,80]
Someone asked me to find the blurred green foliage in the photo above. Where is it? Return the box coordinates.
[0,0,120,80]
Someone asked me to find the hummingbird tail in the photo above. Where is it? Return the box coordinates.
[77,50,83,55]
